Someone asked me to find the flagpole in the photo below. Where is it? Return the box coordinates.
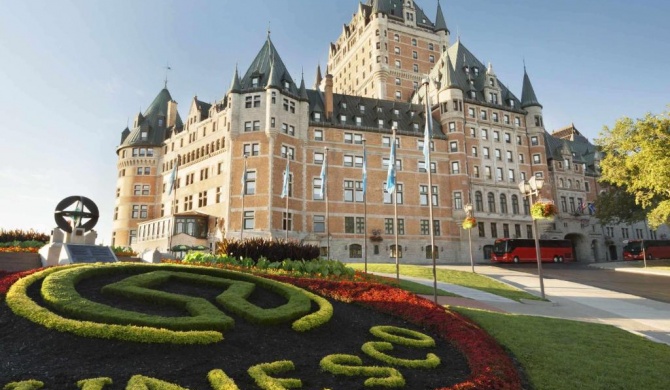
[391,125,399,282]
[363,139,368,274]
[324,148,330,261]
[285,157,289,241]
[240,155,247,241]
[423,78,438,304]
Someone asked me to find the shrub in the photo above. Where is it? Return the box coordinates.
[111,246,138,256]
[0,229,49,243]
[217,238,320,263]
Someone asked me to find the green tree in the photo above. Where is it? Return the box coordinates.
[595,109,670,228]
[594,184,646,226]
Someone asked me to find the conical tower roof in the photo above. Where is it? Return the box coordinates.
[240,35,298,95]
[118,87,182,149]
[229,65,241,93]
[521,68,542,109]
[434,0,449,33]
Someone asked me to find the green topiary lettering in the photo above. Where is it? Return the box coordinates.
[125,375,188,390]
[320,354,405,388]
[247,360,302,389]
[77,377,113,390]
[207,369,240,390]
[2,381,44,390]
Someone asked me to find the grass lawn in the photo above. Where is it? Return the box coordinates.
[383,277,457,296]
[348,263,540,302]
[452,307,670,390]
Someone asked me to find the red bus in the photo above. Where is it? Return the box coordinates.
[491,238,574,263]
[622,240,670,260]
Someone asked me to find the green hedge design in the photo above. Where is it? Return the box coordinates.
[361,341,440,369]
[319,354,405,388]
[6,263,331,344]
[76,378,113,390]
[125,375,187,390]
[2,381,44,390]
[369,325,435,348]
[207,369,240,390]
[247,360,302,390]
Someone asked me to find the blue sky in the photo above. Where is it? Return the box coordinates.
[1,0,668,244]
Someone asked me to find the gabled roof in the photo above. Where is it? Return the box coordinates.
[544,129,599,176]
[119,88,182,149]
[239,36,298,95]
[521,68,542,109]
[434,41,521,109]
[365,0,436,30]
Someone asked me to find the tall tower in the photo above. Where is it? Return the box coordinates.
[112,88,182,246]
[327,0,449,102]
[521,67,550,184]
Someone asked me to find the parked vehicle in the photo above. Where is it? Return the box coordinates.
[622,240,670,260]
[491,238,574,263]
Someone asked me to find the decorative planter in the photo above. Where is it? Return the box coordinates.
[462,217,477,229]
[531,201,558,220]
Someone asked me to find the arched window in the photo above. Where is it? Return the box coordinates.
[475,191,483,212]
[511,195,519,214]
[500,194,508,214]
[487,192,496,213]
[425,245,438,259]
[559,178,564,188]
[523,197,530,215]
[389,244,403,258]
[349,244,362,258]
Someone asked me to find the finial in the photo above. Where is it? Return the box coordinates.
[457,25,460,42]
[523,57,526,71]
[267,21,271,38]
[164,62,171,88]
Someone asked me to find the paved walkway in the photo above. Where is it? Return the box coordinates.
[378,265,670,346]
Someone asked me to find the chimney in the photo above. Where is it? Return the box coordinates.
[167,100,178,128]
[325,74,334,120]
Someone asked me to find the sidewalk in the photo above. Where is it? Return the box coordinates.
[381,266,670,346]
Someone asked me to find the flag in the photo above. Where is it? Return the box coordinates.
[577,199,584,213]
[385,136,396,194]
[362,146,367,195]
[318,151,327,198]
[423,94,432,164]
[588,203,596,214]
[280,160,290,198]
[167,164,177,195]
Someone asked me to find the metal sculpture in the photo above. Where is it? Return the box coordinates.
[54,196,99,233]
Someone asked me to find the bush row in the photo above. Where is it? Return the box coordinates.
[182,252,355,278]
[0,229,49,243]
[0,240,46,249]
[217,238,320,263]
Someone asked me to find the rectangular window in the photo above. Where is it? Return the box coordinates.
[314,129,323,141]
[385,218,394,234]
[281,145,295,160]
[244,171,256,195]
[313,215,325,233]
[243,211,254,230]
[481,129,488,139]
[356,217,365,234]
[344,216,355,233]
[449,141,458,152]
[478,222,485,238]
[454,192,463,209]
[313,178,324,200]
[451,161,460,174]
[314,152,324,164]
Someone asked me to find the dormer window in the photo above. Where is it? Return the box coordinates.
[251,77,259,88]
[463,66,469,74]
[393,109,400,115]
[377,106,383,113]
[473,67,479,76]
[509,100,515,108]
[140,131,148,141]
[283,81,290,90]
[359,104,365,113]
[469,91,476,99]
[313,112,322,122]
[489,78,495,87]
[157,118,164,127]
[341,102,347,109]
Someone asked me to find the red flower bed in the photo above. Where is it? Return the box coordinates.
[0,247,39,253]
[0,268,42,296]
[268,276,522,390]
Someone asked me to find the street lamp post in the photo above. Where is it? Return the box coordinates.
[518,176,546,300]
[464,203,475,273]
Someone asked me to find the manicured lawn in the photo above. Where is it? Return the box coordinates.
[348,263,540,302]
[373,276,458,297]
[452,307,670,390]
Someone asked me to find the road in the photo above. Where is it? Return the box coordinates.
[489,263,670,303]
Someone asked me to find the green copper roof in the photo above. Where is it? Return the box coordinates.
[118,87,182,149]
[240,36,298,95]
[521,69,542,109]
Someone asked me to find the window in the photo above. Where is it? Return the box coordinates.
[429,55,435,63]
[243,211,254,230]
[532,154,541,164]
[281,145,295,160]
[313,215,325,232]
[449,141,458,152]
[412,51,418,59]
[244,121,252,132]
[530,136,539,146]
[512,195,519,214]
[508,169,515,182]
[243,143,260,156]
[491,223,498,238]
[385,218,394,234]
[253,95,261,107]
[475,191,483,212]
[495,149,502,161]
[480,110,487,120]
[413,64,419,73]
[471,146,478,157]
[313,112,322,122]
[394,46,400,55]
[504,115,510,125]
[131,205,148,219]
[515,117,521,126]
[314,152,324,164]
[585,181,590,192]
[481,129,488,139]
[473,166,480,178]
[395,91,401,99]
[449,122,456,132]
[488,192,496,212]
[500,194,508,214]
[451,161,460,174]
[418,161,436,173]
[313,178,324,200]
[390,244,403,258]
[314,129,323,141]
[411,38,417,46]
[344,216,355,233]
[506,150,513,162]
[244,171,256,195]
[349,244,362,258]
[470,127,476,137]
[478,222,485,238]
[492,113,499,122]
[395,60,401,69]
[468,107,475,117]
[560,197,567,212]
[493,131,500,142]
[518,154,525,163]
[356,216,365,233]
[198,191,208,207]
[454,191,463,211]
[483,147,490,159]
[395,77,401,86]
[485,166,492,180]
[523,197,530,215]
[245,96,252,108]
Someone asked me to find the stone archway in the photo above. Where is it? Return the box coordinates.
[564,233,589,262]
[609,245,619,261]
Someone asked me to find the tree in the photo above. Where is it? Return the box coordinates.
[596,109,670,228]
[594,184,646,226]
